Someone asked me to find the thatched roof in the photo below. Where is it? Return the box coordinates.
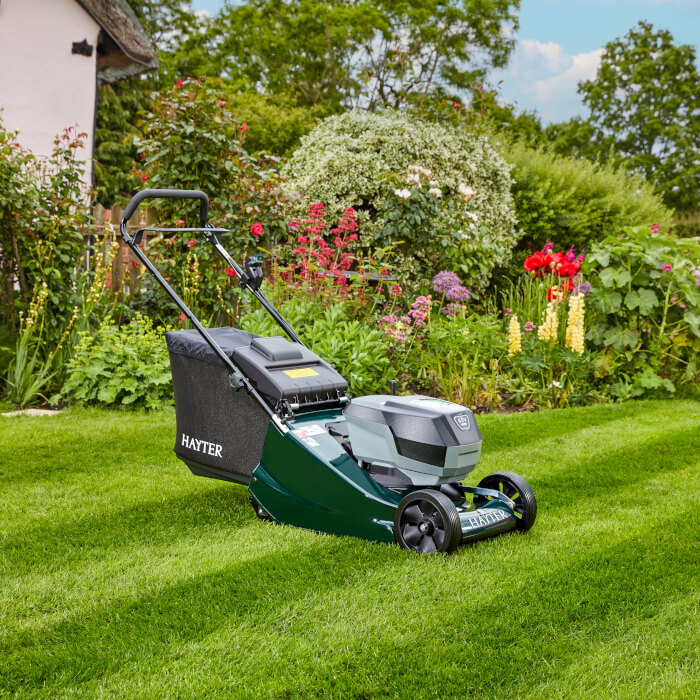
[76,0,157,83]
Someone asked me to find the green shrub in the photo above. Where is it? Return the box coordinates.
[584,225,700,397]
[240,298,393,395]
[221,92,322,157]
[60,315,173,409]
[502,143,672,279]
[282,110,519,291]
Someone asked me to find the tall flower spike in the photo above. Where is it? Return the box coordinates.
[538,301,559,344]
[508,314,522,357]
[565,293,585,354]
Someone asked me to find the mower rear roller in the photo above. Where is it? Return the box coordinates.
[473,471,537,531]
[394,489,462,554]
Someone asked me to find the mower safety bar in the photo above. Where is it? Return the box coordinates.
[121,189,210,227]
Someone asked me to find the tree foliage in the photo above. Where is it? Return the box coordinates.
[209,0,520,110]
[578,21,700,213]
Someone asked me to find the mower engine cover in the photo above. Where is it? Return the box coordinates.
[344,395,482,486]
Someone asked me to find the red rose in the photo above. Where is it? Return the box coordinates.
[187,240,196,248]
[226,266,236,278]
[251,222,263,237]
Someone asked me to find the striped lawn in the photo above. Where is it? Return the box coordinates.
[1,400,698,698]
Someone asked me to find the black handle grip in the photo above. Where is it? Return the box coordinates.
[121,189,209,226]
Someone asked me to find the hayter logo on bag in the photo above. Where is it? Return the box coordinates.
[181,434,222,458]
[453,414,471,431]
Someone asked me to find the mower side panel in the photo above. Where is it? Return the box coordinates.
[249,413,401,544]
[458,501,518,543]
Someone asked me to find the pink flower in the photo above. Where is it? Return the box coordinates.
[176,219,184,227]
[218,100,227,106]
[390,284,402,298]
[176,80,184,88]
[240,123,248,132]
[169,237,175,244]
[348,233,358,242]
[187,240,196,248]
[139,154,145,160]
[524,321,536,332]
[178,312,185,324]
[400,316,411,324]
[651,224,661,234]
[297,235,309,244]
[542,241,554,254]
[141,175,147,183]
[251,222,263,237]
[661,263,672,273]
[226,266,236,278]
[131,260,138,268]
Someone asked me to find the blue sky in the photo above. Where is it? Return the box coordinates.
[191,0,700,124]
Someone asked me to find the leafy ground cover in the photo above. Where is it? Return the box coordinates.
[1,401,698,698]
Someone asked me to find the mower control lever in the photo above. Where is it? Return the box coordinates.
[121,188,210,227]
[241,257,264,292]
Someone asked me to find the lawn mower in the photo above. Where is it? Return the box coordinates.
[121,189,537,553]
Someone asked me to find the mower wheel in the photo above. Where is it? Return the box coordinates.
[474,471,537,532]
[394,489,462,554]
[249,495,272,522]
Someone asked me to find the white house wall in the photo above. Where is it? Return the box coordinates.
[0,0,100,187]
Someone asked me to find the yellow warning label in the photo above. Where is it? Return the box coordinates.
[283,367,319,378]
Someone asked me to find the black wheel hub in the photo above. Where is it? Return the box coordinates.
[418,520,434,535]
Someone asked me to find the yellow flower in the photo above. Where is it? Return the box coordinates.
[507,314,522,357]
[566,293,585,354]
[538,301,558,343]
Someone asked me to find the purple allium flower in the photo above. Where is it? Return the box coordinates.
[573,282,592,296]
[661,263,672,273]
[432,270,461,294]
[524,321,536,332]
[446,284,471,302]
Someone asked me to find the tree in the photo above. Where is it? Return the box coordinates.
[358,0,520,109]
[578,21,700,213]
[209,0,520,111]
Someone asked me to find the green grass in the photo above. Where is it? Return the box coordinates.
[1,401,699,698]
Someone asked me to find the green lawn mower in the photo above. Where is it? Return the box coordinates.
[121,189,537,554]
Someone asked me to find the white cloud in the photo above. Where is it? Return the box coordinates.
[489,39,604,124]
[529,48,604,103]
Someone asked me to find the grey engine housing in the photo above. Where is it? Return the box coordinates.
[343,395,483,486]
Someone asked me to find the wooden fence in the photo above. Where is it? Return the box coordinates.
[89,203,157,297]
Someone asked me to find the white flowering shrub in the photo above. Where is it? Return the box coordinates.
[282,110,520,290]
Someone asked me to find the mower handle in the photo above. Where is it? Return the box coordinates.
[121,189,210,227]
